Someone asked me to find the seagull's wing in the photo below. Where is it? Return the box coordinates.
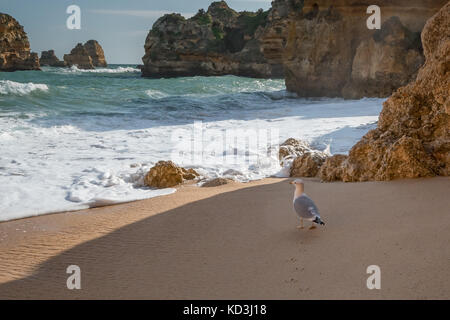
[294,196,316,219]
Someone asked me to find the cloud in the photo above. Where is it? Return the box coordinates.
[89,9,194,18]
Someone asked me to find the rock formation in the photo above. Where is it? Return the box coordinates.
[63,40,107,69]
[279,138,328,177]
[64,43,94,69]
[0,13,40,71]
[142,0,445,98]
[83,40,107,67]
[40,50,66,67]
[141,1,283,78]
[275,0,447,98]
[320,2,450,181]
[144,161,199,188]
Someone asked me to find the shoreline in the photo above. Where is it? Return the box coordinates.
[0,176,449,299]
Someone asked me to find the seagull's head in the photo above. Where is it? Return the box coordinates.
[289,179,304,187]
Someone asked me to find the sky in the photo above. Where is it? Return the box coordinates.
[0,0,272,64]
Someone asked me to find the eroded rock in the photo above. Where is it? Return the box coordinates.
[40,50,66,67]
[279,138,328,178]
[141,1,283,78]
[144,161,199,188]
[64,43,94,69]
[63,40,107,69]
[0,13,40,71]
[201,177,233,187]
[279,0,446,98]
[83,40,107,67]
[321,3,450,181]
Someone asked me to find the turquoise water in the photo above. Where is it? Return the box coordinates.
[0,65,383,221]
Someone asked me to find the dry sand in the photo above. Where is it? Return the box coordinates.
[0,177,449,299]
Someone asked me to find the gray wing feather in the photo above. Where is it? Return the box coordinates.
[293,195,320,220]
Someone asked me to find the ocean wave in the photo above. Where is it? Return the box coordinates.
[0,80,49,96]
[63,65,140,74]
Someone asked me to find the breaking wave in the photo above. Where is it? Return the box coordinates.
[0,80,49,96]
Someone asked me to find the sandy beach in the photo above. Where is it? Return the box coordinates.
[0,177,449,299]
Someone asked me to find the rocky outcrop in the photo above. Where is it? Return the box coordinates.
[83,40,107,67]
[279,138,328,177]
[0,13,40,71]
[63,40,107,69]
[320,3,450,181]
[277,0,447,98]
[144,161,199,188]
[64,43,94,69]
[141,1,283,78]
[40,50,66,67]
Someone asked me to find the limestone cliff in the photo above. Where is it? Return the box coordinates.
[275,0,447,98]
[320,2,449,181]
[63,40,107,69]
[142,1,283,78]
[40,50,66,67]
[0,13,40,71]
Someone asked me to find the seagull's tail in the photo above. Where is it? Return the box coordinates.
[313,217,325,226]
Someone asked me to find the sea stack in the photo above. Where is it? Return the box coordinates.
[63,40,107,69]
[40,50,66,67]
[319,2,450,181]
[141,1,284,78]
[83,40,107,67]
[0,13,40,71]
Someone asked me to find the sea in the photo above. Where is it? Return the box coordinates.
[0,64,384,221]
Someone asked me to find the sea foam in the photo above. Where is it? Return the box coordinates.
[0,70,384,222]
[63,65,140,74]
[0,80,49,95]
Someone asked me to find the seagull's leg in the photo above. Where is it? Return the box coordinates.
[297,218,304,229]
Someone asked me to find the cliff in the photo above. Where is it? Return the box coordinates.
[63,40,107,69]
[0,13,40,71]
[40,50,66,67]
[319,2,449,181]
[274,0,447,98]
[141,1,284,78]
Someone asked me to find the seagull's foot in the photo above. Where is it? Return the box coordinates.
[309,225,317,230]
[296,225,305,230]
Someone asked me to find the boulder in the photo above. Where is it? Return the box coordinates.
[321,2,450,181]
[201,177,233,187]
[144,161,199,188]
[0,13,40,71]
[278,138,311,162]
[318,155,349,182]
[290,152,327,178]
[278,138,328,178]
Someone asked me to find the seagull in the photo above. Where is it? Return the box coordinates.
[290,179,325,230]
